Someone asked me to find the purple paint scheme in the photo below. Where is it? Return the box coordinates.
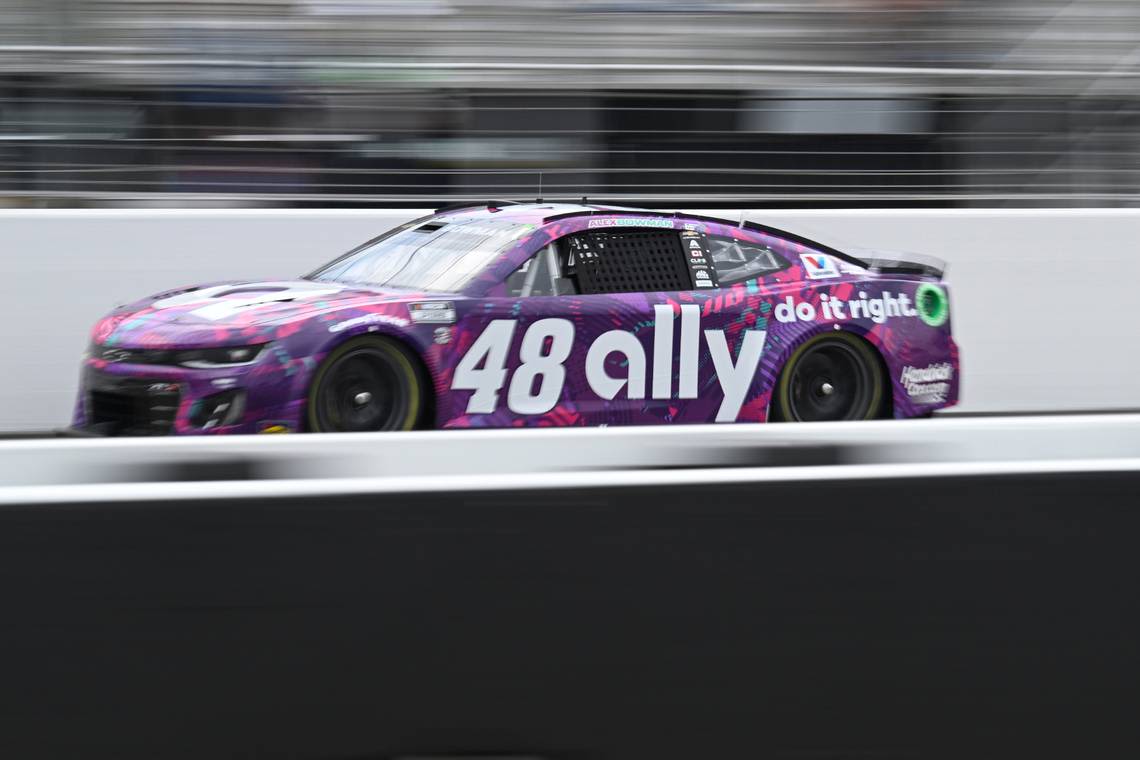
[72,203,959,435]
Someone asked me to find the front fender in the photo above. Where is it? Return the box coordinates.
[277,311,452,427]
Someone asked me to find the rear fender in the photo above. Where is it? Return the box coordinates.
[757,278,958,420]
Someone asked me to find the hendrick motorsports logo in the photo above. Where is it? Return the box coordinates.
[900,362,953,404]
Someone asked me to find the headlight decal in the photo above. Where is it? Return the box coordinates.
[89,343,269,368]
[175,344,268,369]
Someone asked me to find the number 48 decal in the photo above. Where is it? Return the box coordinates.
[452,319,574,415]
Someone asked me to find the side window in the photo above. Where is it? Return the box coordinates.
[504,243,577,297]
[708,235,791,285]
[560,229,696,295]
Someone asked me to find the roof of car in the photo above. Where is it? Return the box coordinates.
[432,201,867,268]
[434,201,650,225]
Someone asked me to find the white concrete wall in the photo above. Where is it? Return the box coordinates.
[1,208,1136,431]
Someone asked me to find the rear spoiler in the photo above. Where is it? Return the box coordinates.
[861,251,947,280]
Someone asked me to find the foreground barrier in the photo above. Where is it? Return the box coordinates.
[3,413,1140,492]
[0,462,1137,758]
[0,418,1138,757]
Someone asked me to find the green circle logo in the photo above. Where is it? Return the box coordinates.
[915,283,949,327]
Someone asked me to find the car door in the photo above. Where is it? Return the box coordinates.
[447,224,777,426]
[552,226,705,425]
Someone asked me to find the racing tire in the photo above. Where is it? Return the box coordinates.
[770,332,887,422]
[306,336,428,433]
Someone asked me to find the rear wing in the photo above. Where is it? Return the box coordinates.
[848,248,946,280]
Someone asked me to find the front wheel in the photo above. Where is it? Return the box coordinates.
[307,336,427,433]
[770,332,886,422]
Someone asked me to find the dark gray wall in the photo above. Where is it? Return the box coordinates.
[1,470,1138,758]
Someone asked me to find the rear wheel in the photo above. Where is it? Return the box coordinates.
[307,336,426,433]
[771,332,886,422]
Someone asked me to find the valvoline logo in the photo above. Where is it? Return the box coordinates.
[800,253,841,280]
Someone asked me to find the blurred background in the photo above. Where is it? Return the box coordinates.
[3,8,1140,756]
[1,0,1139,208]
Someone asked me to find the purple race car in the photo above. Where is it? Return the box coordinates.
[73,202,959,436]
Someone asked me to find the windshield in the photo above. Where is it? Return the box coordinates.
[310,217,535,293]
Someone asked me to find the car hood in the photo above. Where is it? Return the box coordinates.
[121,280,429,327]
[93,279,446,348]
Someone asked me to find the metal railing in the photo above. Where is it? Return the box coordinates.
[0,0,1138,206]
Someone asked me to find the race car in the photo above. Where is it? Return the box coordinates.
[73,202,959,435]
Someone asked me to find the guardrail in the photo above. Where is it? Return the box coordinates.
[0,417,1136,757]
[3,413,1140,494]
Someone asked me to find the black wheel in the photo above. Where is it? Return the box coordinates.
[771,332,886,422]
[307,336,427,432]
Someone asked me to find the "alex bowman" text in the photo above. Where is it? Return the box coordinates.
[452,305,766,422]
